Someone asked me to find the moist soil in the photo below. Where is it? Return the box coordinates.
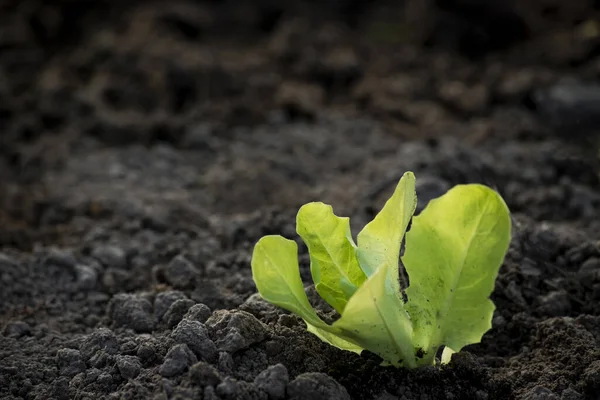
[2,1,600,399]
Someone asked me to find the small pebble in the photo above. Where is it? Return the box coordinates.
[75,264,98,290]
[108,293,154,333]
[116,355,141,379]
[96,372,113,386]
[159,344,197,377]
[171,319,217,362]
[163,298,195,328]
[154,290,187,321]
[190,361,222,386]
[92,245,127,269]
[254,364,289,400]
[287,372,350,400]
[79,328,119,360]
[164,254,199,289]
[184,303,212,324]
[56,348,86,377]
[206,310,267,353]
[3,321,31,338]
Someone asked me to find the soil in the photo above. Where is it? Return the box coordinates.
[2,1,600,399]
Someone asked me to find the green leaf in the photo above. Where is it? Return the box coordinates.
[251,235,326,329]
[306,324,364,354]
[402,184,511,365]
[252,235,364,354]
[251,174,511,370]
[250,233,413,362]
[331,260,416,368]
[356,171,417,290]
[296,202,367,314]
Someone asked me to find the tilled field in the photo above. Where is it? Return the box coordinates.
[2,1,600,399]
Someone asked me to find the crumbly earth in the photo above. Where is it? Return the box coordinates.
[2,1,600,399]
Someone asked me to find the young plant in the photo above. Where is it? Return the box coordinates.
[251,172,511,368]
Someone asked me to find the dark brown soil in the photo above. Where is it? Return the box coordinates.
[2,1,600,399]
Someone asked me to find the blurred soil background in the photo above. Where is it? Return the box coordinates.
[3,1,600,399]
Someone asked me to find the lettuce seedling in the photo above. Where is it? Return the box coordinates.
[251,172,511,368]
